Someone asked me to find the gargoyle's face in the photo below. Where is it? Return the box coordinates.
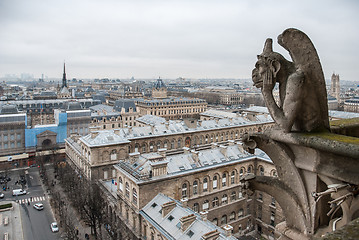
[252,58,267,88]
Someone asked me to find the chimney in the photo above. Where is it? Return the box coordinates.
[180,214,196,232]
[183,147,190,154]
[180,198,188,207]
[219,145,227,157]
[158,148,167,157]
[222,225,233,237]
[199,210,208,221]
[201,230,220,240]
[191,150,199,162]
[91,131,99,139]
[89,126,100,132]
[161,201,176,217]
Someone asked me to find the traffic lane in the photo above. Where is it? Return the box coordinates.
[21,201,61,240]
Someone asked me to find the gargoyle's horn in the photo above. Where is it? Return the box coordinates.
[263,38,273,54]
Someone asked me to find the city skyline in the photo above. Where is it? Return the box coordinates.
[1,0,358,81]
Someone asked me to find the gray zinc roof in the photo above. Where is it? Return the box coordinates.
[140,193,236,240]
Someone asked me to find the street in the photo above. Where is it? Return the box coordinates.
[0,167,61,240]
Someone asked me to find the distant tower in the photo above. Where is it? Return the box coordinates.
[152,77,167,99]
[62,62,67,88]
[330,73,340,101]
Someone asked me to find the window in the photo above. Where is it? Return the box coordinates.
[213,176,218,189]
[177,139,181,148]
[212,197,219,208]
[193,181,198,195]
[238,191,243,199]
[212,218,218,225]
[150,143,154,152]
[4,135,8,141]
[230,211,236,221]
[133,188,137,204]
[193,203,199,213]
[247,165,252,173]
[10,134,14,141]
[168,215,174,221]
[17,134,21,140]
[222,194,228,204]
[259,166,264,176]
[187,230,194,238]
[202,200,209,210]
[270,211,276,226]
[182,183,188,198]
[238,209,244,218]
[222,173,227,187]
[271,197,276,207]
[142,144,146,153]
[258,205,262,220]
[258,193,263,201]
[221,215,227,225]
[203,178,208,192]
[240,168,244,177]
[125,182,130,197]
[111,150,117,160]
[247,204,251,215]
[231,171,235,184]
[231,191,236,201]
[119,177,123,192]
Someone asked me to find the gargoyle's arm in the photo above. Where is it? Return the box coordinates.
[262,70,304,132]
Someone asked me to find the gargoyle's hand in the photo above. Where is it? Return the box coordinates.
[262,70,275,93]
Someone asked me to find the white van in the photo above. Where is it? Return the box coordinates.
[12,189,26,196]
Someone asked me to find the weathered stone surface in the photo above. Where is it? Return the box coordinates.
[252,28,329,133]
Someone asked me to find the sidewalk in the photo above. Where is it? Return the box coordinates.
[44,167,97,240]
[0,201,24,240]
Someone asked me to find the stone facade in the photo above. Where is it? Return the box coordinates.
[106,143,283,239]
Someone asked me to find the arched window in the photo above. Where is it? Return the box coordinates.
[177,139,181,148]
[222,194,228,204]
[182,183,188,198]
[110,149,117,160]
[247,165,252,173]
[212,197,219,208]
[259,166,264,176]
[231,171,235,184]
[142,144,146,153]
[231,191,236,201]
[193,203,199,213]
[212,218,218,225]
[202,200,209,210]
[203,178,208,192]
[149,142,154,152]
[125,182,130,198]
[133,188,137,204]
[221,215,227,225]
[164,140,168,149]
[171,140,175,149]
[229,211,236,221]
[193,181,198,195]
[271,170,277,177]
[240,168,244,177]
[238,208,244,218]
[119,177,123,192]
[135,144,139,153]
[222,173,227,187]
[213,176,218,190]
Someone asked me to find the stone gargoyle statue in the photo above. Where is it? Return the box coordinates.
[252,28,329,133]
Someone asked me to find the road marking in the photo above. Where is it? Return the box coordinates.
[19,196,47,204]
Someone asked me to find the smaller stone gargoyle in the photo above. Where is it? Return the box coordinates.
[252,28,329,133]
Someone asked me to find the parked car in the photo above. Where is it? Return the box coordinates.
[0,192,4,198]
[33,203,44,210]
[12,189,26,196]
[51,222,59,232]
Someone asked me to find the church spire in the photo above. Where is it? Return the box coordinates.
[62,62,67,88]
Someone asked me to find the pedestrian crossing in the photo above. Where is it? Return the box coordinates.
[19,196,46,204]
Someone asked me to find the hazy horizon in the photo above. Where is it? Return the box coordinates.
[1,0,358,81]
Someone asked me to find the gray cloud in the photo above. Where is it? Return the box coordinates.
[0,0,358,80]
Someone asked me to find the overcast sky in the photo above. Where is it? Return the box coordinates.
[0,0,358,81]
